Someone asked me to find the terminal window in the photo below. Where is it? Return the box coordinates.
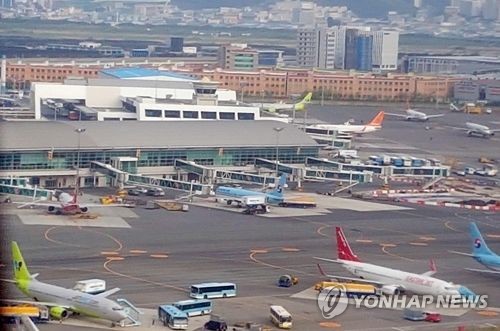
[219,112,235,120]
[183,111,199,119]
[237,113,255,120]
[201,111,217,119]
[145,109,162,117]
[164,110,181,118]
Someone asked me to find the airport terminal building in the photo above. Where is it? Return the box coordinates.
[0,121,319,189]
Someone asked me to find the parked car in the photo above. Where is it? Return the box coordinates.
[203,320,227,331]
[127,189,141,196]
[146,188,165,197]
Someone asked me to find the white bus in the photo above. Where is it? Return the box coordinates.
[190,282,237,299]
[158,305,188,330]
[173,299,212,317]
[270,305,292,329]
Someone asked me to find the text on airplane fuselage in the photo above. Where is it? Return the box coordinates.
[405,275,434,287]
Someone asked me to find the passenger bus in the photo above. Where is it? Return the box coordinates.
[190,282,237,299]
[173,299,213,317]
[158,305,188,330]
[270,305,292,329]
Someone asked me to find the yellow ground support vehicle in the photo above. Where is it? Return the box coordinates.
[314,281,380,298]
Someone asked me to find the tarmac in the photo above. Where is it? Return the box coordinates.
[2,104,500,331]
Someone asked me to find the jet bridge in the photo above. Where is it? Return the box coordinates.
[0,177,55,199]
[174,159,214,184]
[304,168,372,183]
[90,161,129,188]
[306,157,385,175]
[254,158,304,177]
[214,170,276,186]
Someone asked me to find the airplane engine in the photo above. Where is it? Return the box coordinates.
[48,206,56,212]
[49,306,69,319]
[80,207,88,213]
[381,285,401,296]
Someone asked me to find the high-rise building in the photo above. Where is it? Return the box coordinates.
[482,0,498,20]
[355,33,373,72]
[297,26,341,70]
[344,28,359,70]
[1,0,14,8]
[372,31,399,71]
[170,37,184,53]
[218,44,258,70]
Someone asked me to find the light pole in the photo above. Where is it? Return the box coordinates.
[75,128,86,193]
[273,127,284,176]
[239,81,248,103]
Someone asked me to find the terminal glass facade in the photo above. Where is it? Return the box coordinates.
[0,147,319,171]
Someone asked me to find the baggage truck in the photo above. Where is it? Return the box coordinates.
[73,279,106,294]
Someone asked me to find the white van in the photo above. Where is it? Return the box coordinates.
[73,279,106,294]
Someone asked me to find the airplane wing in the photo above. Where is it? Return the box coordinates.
[315,263,386,286]
[1,298,72,309]
[385,112,407,118]
[13,201,59,209]
[465,268,500,274]
[448,250,474,257]
[95,287,120,298]
[426,114,445,118]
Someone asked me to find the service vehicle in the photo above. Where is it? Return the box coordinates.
[190,283,237,299]
[73,279,106,295]
[277,275,298,287]
[173,299,212,317]
[158,305,188,330]
[270,305,292,329]
[315,281,380,298]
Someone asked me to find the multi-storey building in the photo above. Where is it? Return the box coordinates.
[190,68,456,101]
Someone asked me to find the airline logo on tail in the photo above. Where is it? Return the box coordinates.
[474,238,481,249]
[270,173,287,197]
[336,227,360,262]
[368,111,385,127]
[294,92,312,111]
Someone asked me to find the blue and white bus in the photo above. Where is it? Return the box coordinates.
[190,282,237,299]
[158,305,188,330]
[173,299,213,317]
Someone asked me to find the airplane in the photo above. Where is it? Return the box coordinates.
[215,173,287,206]
[386,108,444,122]
[450,122,500,138]
[251,92,312,113]
[450,222,500,274]
[314,226,476,298]
[5,241,128,325]
[15,190,128,215]
[304,111,385,136]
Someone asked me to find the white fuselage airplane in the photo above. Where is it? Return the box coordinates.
[9,242,128,325]
[251,92,312,113]
[315,227,476,298]
[463,122,499,138]
[387,109,444,122]
[16,190,125,215]
[305,111,385,136]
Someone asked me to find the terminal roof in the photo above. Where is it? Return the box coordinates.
[0,121,318,151]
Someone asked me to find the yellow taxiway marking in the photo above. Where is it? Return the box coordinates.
[409,242,428,246]
[281,247,300,252]
[478,311,499,317]
[355,239,373,243]
[250,249,269,254]
[101,251,120,255]
[319,321,342,328]
[129,250,147,254]
[419,236,436,241]
[380,243,397,247]
[150,254,169,259]
[106,256,124,261]
[486,234,500,239]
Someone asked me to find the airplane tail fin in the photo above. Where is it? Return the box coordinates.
[294,92,312,111]
[11,242,31,281]
[470,222,494,257]
[336,227,360,262]
[368,111,385,127]
[271,173,287,197]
